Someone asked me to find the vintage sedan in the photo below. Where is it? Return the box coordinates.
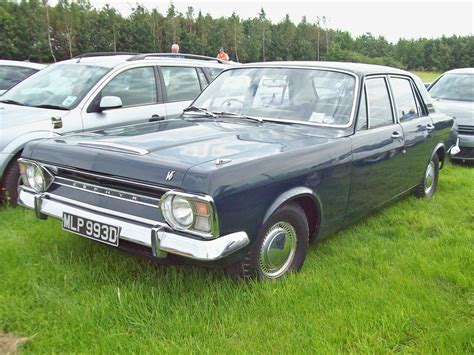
[17,62,459,280]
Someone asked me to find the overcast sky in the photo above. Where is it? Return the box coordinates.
[60,0,473,43]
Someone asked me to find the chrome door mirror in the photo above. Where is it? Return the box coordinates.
[99,96,123,111]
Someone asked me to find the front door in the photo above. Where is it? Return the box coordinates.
[82,66,167,131]
[346,76,406,220]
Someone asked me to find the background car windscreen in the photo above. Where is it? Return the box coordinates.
[2,64,109,109]
[193,67,356,126]
[0,66,38,91]
[429,73,474,102]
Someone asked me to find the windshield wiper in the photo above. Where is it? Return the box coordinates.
[0,99,25,106]
[32,104,68,111]
[183,106,217,117]
[215,111,263,123]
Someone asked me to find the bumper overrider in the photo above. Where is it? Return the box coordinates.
[17,162,249,261]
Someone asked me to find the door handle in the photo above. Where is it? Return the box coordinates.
[391,131,403,139]
[149,114,164,122]
[426,123,435,130]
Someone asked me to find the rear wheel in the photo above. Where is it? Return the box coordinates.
[414,154,439,198]
[227,202,309,280]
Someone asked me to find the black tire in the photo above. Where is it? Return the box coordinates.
[227,202,309,280]
[414,154,439,198]
[1,154,22,206]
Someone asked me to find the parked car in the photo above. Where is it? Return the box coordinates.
[17,62,458,280]
[428,68,474,162]
[0,52,229,203]
[0,60,46,95]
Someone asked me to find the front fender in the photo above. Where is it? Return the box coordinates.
[1,131,59,155]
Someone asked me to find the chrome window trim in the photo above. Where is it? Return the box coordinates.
[365,75,396,128]
[198,65,360,129]
[53,176,161,208]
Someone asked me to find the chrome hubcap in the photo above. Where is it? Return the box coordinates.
[259,222,297,278]
[424,161,435,194]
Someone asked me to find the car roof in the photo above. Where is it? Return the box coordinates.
[0,60,46,70]
[237,61,412,77]
[443,67,474,75]
[57,54,229,70]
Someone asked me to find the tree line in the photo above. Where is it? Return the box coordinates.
[1,0,473,71]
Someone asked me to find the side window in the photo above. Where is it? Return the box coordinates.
[356,87,368,130]
[101,67,157,107]
[197,68,209,89]
[390,77,420,122]
[366,78,394,129]
[0,66,37,91]
[161,66,201,102]
[208,67,224,80]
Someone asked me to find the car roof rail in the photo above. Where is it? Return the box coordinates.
[127,53,227,64]
[74,52,140,63]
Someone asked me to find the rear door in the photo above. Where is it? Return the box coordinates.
[388,75,435,191]
[160,66,206,118]
[346,76,406,220]
[82,66,167,130]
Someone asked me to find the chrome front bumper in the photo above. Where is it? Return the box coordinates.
[18,188,249,261]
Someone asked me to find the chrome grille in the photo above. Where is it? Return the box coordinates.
[458,125,474,135]
[41,165,169,204]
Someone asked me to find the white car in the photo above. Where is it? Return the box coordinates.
[0,52,228,203]
[0,60,46,95]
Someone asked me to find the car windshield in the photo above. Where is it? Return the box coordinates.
[1,63,110,109]
[191,67,356,126]
[429,73,474,102]
[0,66,38,91]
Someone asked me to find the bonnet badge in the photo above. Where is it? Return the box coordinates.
[166,171,176,181]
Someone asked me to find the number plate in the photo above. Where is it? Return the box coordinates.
[62,213,120,247]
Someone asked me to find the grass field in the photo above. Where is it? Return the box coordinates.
[411,71,442,83]
[1,162,472,353]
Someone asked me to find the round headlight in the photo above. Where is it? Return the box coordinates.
[171,196,193,228]
[26,164,45,192]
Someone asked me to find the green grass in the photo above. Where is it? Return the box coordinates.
[1,163,473,353]
[411,71,442,83]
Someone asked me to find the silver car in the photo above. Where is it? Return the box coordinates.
[428,68,474,162]
[0,60,46,95]
[0,53,228,203]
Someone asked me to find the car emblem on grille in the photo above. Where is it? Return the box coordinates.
[166,171,176,181]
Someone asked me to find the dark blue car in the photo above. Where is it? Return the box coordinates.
[17,62,459,280]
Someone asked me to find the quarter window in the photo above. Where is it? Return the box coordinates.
[162,66,201,102]
[101,67,157,107]
[390,77,420,121]
[366,78,394,128]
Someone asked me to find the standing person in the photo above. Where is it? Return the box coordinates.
[217,47,229,61]
[171,43,180,54]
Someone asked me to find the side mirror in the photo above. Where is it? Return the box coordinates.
[99,96,123,111]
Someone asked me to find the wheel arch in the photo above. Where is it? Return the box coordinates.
[431,143,446,169]
[262,187,322,242]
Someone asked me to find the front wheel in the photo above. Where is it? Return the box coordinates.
[414,154,439,198]
[227,202,309,280]
[1,154,22,206]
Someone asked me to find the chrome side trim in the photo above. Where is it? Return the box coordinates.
[77,141,149,155]
[54,176,161,208]
[18,188,249,261]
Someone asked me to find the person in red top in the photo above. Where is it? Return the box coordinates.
[217,48,229,61]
